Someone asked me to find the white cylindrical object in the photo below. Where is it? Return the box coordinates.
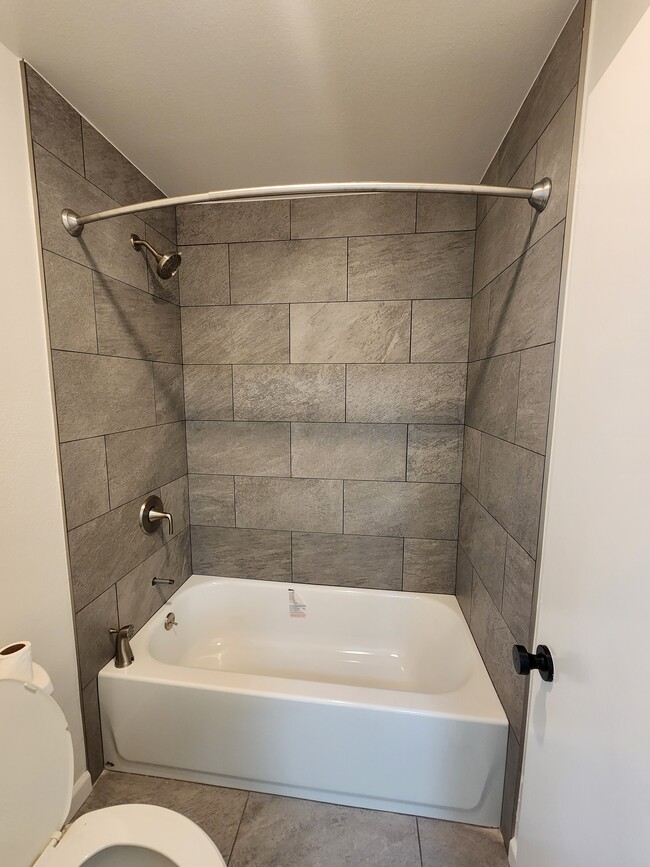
[0,641,34,682]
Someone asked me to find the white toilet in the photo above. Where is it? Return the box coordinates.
[0,679,227,866]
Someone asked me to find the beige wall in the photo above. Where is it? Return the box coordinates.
[0,42,86,782]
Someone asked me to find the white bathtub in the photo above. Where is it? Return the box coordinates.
[99,575,507,826]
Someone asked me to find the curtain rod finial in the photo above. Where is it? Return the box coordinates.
[62,208,83,236]
[529,178,552,213]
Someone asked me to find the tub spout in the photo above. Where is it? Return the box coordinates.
[109,624,135,667]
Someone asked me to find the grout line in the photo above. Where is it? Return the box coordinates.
[415,816,424,867]
[179,294,475,308]
[227,792,251,865]
[345,236,349,300]
[227,243,232,305]
[192,521,459,544]
[176,227,474,247]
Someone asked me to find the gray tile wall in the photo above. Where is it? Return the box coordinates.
[458,2,585,843]
[25,66,190,782]
[179,192,476,595]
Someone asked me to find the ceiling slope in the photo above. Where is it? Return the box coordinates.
[0,0,577,195]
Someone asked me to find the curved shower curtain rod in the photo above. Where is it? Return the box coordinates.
[61,177,552,236]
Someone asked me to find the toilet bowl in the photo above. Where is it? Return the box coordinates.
[0,679,226,867]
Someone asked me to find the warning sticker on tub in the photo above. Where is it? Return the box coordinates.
[288,588,307,617]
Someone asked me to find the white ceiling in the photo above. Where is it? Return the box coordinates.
[0,1,577,196]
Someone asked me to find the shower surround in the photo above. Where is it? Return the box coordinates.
[25,1,584,836]
[179,193,475,591]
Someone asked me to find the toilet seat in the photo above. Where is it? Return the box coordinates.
[0,680,225,867]
[35,803,226,865]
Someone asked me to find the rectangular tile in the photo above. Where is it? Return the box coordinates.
[117,530,192,632]
[497,0,584,186]
[456,544,473,622]
[291,533,403,589]
[233,364,344,422]
[75,585,118,687]
[473,150,535,294]
[191,526,291,581]
[470,574,526,738]
[502,535,536,646]
[105,421,187,508]
[75,773,248,860]
[68,491,164,611]
[188,474,235,526]
[230,239,347,303]
[290,301,410,363]
[410,299,471,362]
[416,193,476,232]
[348,232,474,301]
[406,424,463,483]
[230,792,421,867]
[346,364,466,423]
[402,539,457,593]
[145,223,180,304]
[486,222,564,356]
[177,200,290,244]
[478,434,545,557]
[33,144,148,292]
[52,350,156,441]
[153,362,184,424]
[179,244,230,305]
[81,119,175,242]
[531,87,578,244]
[515,343,554,454]
[461,427,481,500]
[458,488,507,609]
[42,251,97,353]
[93,272,181,362]
[184,365,233,420]
[419,812,508,867]
[291,193,416,238]
[235,476,343,533]
[466,353,521,441]
[344,481,459,539]
[186,421,290,476]
[26,66,84,173]
[59,437,109,530]
[291,422,406,481]
[181,305,289,364]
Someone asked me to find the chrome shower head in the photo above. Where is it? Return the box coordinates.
[130,234,181,280]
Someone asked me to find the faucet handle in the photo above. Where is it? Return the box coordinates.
[140,495,174,536]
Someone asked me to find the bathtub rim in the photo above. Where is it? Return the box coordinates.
[101,574,508,727]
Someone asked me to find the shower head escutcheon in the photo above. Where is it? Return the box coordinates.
[130,234,181,279]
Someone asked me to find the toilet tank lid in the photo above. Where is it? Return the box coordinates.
[0,679,73,867]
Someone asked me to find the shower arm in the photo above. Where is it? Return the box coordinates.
[61,178,551,236]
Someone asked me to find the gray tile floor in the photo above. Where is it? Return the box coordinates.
[75,771,509,866]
